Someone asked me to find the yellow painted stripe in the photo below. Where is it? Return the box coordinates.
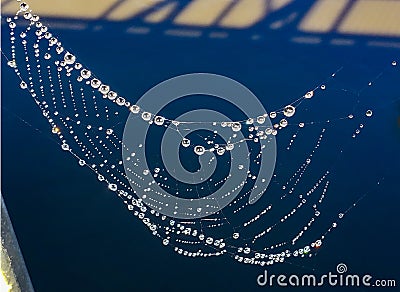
[174,0,233,27]
[2,0,119,19]
[107,0,164,21]
[299,0,350,33]
[145,2,177,23]
[339,0,400,37]
[219,0,268,29]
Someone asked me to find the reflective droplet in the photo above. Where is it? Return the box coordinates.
[99,84,110,95]
[280,119,288,128]
[44,53,51,60]
[194,145,205,156]
[56,46,64,54]
[81,69,91,79]
[130,105,140,114]
[61,143,70,151]
[257,116,265,124]
[154,116,165,126]
[217,147,225,155]
[283,105,296,117]
[226,143,234,151]
[20,81,27,89]
[90,78,101,89]
[366,110,373,117]
[231,122,241,132]
[181,138,190,147]
[305,91,314,99]
[49,37,58,45]
[246,118,254,125]
[141,112,152,121]
[116,97,125,106]
[108,91,117,101]
[23,12,32,20]
[269,112,277,119]
[7,60,16,68]
[20,2,29,11]
[108,183,117,191]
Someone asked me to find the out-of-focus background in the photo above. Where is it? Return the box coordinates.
[2,0,400,45]
[1,1,400,292]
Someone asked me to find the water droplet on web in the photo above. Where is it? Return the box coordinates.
[141,112,152,121]
[7,60,16,68]
[305,91,314,99]
[226,143,234,151]
[90,78,101,89]
[257,116,266,124]
[283,105,296,117]
[231,122,241,132]
[61,143,70,151]
[181,138,190,147]
[130,105,140,113]
[5,10,397,269]
[154,116,165,126]
[99,85,110,95]
[108,183,117,191]
[280,119,288,128]
[20,81,27,89]
[217,147,225,155]
[194,145,205,156]
[108,91,117,101]
[23,12,32,20]
[81,69,91,79]
[56,46,64,54]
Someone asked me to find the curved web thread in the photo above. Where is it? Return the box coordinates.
[2,1,398,267]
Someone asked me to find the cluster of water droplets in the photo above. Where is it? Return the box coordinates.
[2,1,397,267]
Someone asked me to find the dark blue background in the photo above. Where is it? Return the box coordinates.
[2,3,400,291]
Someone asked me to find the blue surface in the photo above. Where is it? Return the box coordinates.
[2,9,400,292]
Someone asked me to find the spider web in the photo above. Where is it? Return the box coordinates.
[1,1,398,267]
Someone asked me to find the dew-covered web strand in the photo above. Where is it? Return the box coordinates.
[2,1,399,267]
